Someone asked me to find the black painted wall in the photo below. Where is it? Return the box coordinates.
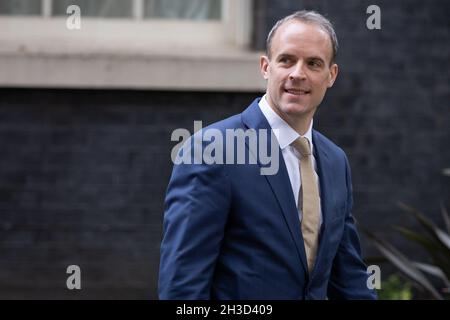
[0,0,449,299]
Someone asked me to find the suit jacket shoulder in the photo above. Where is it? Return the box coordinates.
[312,130,347,161]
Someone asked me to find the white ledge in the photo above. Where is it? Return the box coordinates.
[0,48,266,92]
[0,17,266,92]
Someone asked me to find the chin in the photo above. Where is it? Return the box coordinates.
[282,102,309,116]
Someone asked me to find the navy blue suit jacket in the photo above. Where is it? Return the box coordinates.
[159,98,377,300]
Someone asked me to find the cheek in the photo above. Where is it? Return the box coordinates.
[312,76,330,92]
[268,76,283,93]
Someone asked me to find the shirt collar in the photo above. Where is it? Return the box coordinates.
[258,94,314,152]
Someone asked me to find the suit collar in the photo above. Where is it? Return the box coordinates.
[311,130,337,277]
[242,97,268,131]
[242,98,337,278]
[258,95,314,152]
[242,98,309,274]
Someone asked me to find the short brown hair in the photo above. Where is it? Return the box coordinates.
[266,10,339,64]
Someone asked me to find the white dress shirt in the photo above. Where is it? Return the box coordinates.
[258,95,323,228]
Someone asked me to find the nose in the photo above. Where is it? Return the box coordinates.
[289,61,307,81]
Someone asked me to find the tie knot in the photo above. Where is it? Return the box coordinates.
[292,137,311,156]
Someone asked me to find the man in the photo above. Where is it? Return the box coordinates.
[159,10,377,300]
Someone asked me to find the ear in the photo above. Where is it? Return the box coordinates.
[327,63,339,88]
[260,55,270,80]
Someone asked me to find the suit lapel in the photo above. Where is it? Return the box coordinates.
[242,99,309,274]
[311,130,336,274]
[264,155,309,275]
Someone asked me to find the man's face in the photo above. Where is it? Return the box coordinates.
[260,21,338,126]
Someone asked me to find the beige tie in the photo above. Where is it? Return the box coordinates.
[292,137,320,273]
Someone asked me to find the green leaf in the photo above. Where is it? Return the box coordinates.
[441,202,450,234]
[394,226,437,252]
[377,275,412,300]
[412,262,450,288]
[435,228,450,251]
[364,229,444,299]
[394,222,450,280]
[398,202,450,255]
[442,168,450,177]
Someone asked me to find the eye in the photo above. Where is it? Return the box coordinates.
[278,56,293,64]
[308,60,323,68]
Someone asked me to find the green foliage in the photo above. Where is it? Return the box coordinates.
[377,274,412,300]
[364,202,450,299]
[364,168,450,299]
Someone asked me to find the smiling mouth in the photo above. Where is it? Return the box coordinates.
[284,88,311,95]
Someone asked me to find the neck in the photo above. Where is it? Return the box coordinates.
[265,94,314,136]
[267,102,313,136]
[285,115,312,136]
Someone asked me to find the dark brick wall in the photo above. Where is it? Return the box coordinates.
[0,89,258,299]
[1,0,449,299]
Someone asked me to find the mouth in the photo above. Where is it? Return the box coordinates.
[284,88,311,95]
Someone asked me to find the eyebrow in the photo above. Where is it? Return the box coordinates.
[276,53,296,60]
[308,56,326,64]
[276,53,326,65]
